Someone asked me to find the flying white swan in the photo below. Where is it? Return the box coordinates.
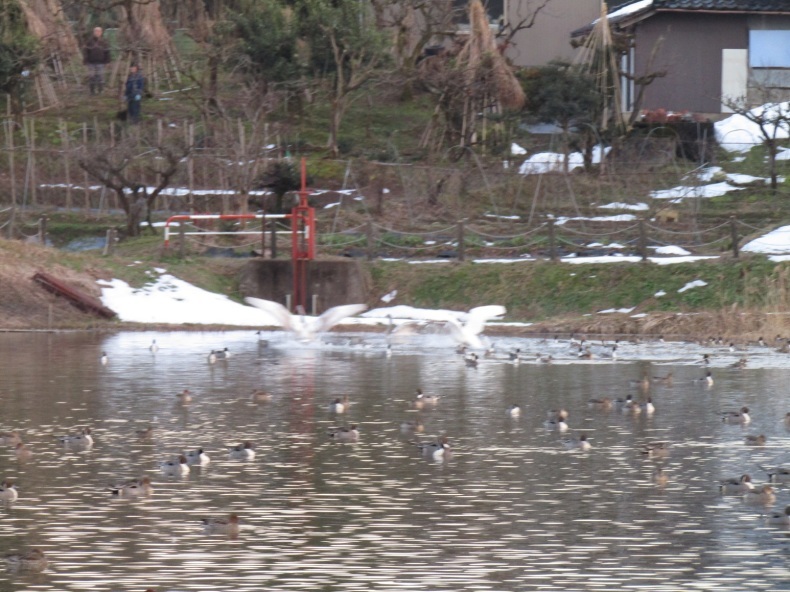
[443,305,506,349]
[245,297,368,342]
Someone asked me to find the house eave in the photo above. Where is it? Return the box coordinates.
[572,6,790,38]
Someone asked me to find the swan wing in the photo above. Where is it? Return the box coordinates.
[244,297,297,332]
[444,317,483,349]
[391,320,425,336]
[311,303,368,333]
[462,305,506,336]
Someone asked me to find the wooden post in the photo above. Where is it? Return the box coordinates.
[60,119,72,209]
[457,220,465,261]
[270,218,278,259]
[376,186,384,217]
[366,220,374,260]
[547,218,557,262]
[178,222,186,258]
[187,122,195,213]
[260,217,266,257]
[38,215,47,245]
[82,122,90,208]
[5,118,16,209]
[730,216,739,259]
[33,75,43,110]
[638,219,648,261]
[220,166,228,213]
[27,117,37,205]
[238,118,246,218]
[103,228,116,256]
[156,118,167,211]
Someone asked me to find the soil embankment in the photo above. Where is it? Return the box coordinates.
[3,237,790,342]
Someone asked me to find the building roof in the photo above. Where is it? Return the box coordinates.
[572,0,790,36]
[651,0,790,9]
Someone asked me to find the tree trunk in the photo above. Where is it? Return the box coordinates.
[126,195,146,237]
[206,53,221,116]
[561,126,570,175]
[582,132,595,171]
[327,96,344,157]
[768,139,778,193]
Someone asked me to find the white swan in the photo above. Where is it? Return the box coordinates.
[443,305,506,349]
[244,297,367,342]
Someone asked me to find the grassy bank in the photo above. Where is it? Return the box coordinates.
[4,210,790,338]
[369,257,786,315]
[368,256,790,338]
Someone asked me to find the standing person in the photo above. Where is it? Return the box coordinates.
[83,27,111,95]
[124,64,145,124]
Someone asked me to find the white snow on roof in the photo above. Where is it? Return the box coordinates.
[593,0,653,24]
[608,0,653,20]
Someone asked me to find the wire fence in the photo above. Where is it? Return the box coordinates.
[2,114,790,262]
[315,216,759,261]
[0,194,781,263]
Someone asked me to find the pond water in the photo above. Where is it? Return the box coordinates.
[2,330,790,591]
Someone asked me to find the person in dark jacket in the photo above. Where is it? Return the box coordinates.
[83,27,111,95]
[124,64,145,124]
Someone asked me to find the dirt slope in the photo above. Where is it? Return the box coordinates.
[0,238,112,329]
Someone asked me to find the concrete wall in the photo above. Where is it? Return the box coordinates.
[238,259,371,314]
[634,14,747,113]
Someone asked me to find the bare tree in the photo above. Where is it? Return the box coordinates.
[176,0,234,119]
[722,91,790,193]
[416,0,524,153]
[496,0,553,45]
[370,0,459,75]
[78,136,190,236]
[302,0,390,157]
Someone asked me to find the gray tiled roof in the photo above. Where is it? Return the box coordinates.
[647,0,790,11]
[572,0,790,37]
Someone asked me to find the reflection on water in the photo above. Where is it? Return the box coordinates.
[2,331,790,591]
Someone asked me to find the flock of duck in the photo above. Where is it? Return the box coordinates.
[0,337,458,576]
[0,340,263,576]
[483,334,790,528]
[4,327,790,581]
[0,407,247,575]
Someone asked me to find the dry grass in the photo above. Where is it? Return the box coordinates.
[513,310,790,344]
[0,238,109,329]
[18,0,80,58]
